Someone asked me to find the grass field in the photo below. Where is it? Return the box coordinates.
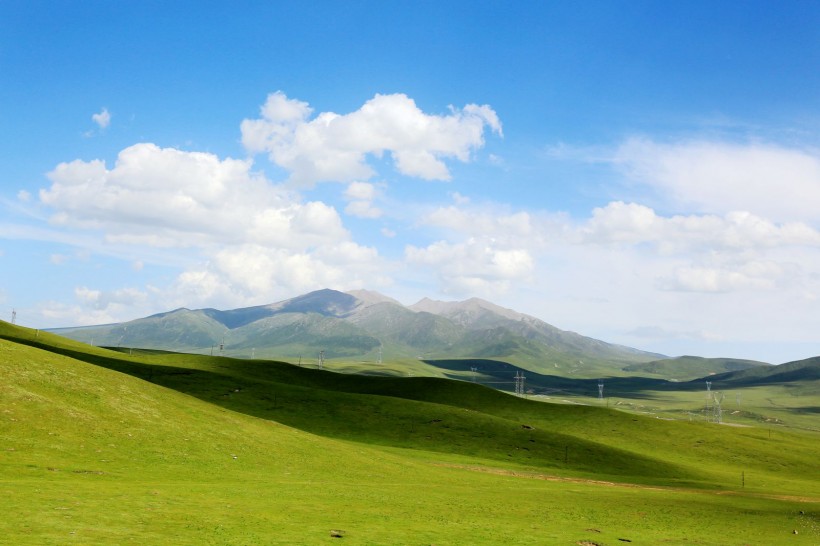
[2,322,818,544]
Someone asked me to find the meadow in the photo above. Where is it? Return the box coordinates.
[1,322,818,544]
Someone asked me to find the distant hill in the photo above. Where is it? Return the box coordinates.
[693,356,820,386]
[623,355,770,381]
[49,288,662,376]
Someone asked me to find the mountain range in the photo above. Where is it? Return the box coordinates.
[51,288,668,376]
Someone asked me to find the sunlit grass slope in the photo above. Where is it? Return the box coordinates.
[1,322,819,544]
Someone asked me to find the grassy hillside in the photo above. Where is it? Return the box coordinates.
[624,355,770,381]
[2,322,819,544]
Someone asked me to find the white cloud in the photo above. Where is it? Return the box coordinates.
[345,200,383,219]
[50,254,68,265]
[171,241,389,308]
[343,181,383,218]
[422,205,537,241]
[658,264,781,293]
[17,190,31,202]
[580,201,820,252]
[92,108,111,130]
[406,238,534,296]
[40,143,347,249]
[39,286,153,326]
[75,286,147,310]
[613,138,820,223]
[37,141,390,314]
[241,91,502,186]
[450,192,471,205]
[344,181,378,201]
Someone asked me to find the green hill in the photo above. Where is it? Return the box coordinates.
[624,355,770,381]
[694,356,820,386]
[2,321,819,544]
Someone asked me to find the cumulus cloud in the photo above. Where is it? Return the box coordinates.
[406,238,534,295]
[241,91,502,186]
[411,199,820,299]
[37,141,390,313]
[580,201,820,252]
[343,181,382,218]
[422,205,538,241]
[613,138,820,223]
[171,241,388,308]
[92,108,111,130]
[657,262,787,293]
[40,143,348,249]
[75,285,147,310]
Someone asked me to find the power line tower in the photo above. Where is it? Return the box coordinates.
[470,366,477,383]
[705,381,712,411]
[598,379,604,401]
[377,345,383,365]
[514,371,526,396]
[318,350,325,370]
[713,392,725,424]
[11,309,16,325]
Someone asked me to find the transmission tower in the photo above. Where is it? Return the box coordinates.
[705,381,712,411]
[11,309,16,325]
[318,350,325,370]
[377,345,383,365]
[471,366,477,383]
[598,379,604,400]
[514,371,526,396]
[713,392,725,424]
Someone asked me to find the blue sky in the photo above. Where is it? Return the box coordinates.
[2,1,819,363]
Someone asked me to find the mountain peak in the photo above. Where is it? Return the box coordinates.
[410,296,526,322]
[346,289,402,307]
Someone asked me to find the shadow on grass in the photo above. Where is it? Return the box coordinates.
[427,359,671,400]
[3,333,700,484]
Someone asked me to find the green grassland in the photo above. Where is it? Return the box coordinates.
[2,322,819,544]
